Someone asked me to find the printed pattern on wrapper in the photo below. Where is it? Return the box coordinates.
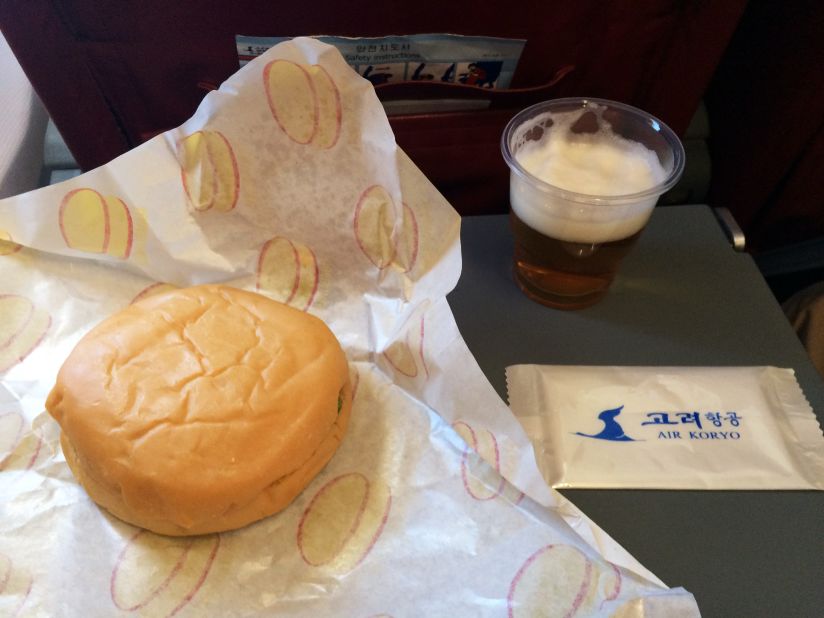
[507,544,622,617]
[382,311,429,380]
[353,185,420,274]
[0,230,22,255]
[0,411,46,474]
[109,530,220,617]
[452,421,526,504]
[263,59,342,149]
[297,472,392,575]
[0,552,33,617]
[58,188,136,258]
[0,295,51,374]
[178,131,240,213]
[256,236,319,311]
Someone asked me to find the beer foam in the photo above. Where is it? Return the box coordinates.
[511,109,669,243]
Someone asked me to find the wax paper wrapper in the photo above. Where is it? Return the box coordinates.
[507,364,824,490]
[0,39,698,616]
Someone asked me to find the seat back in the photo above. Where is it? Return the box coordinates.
[0,0,746,214]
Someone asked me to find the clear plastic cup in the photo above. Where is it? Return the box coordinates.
[501,97,685,309]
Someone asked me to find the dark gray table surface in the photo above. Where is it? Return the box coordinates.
[446,205,824,618]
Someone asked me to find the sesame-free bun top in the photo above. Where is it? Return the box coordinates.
[46,285,352,536]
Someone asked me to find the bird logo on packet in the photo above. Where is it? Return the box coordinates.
[263,59,342,149]
[574,406,639,442]
[297,472,391,575]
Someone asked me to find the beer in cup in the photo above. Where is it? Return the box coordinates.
[501,98,685,309]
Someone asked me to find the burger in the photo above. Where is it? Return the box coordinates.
[46,284,352,536]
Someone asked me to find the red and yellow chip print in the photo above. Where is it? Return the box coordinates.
[178,130,240,213]
[382,313,428,379]
[256,236,319,311]
[393,203,419,273]
[109,530,220,617]
[451,420,525,504]
[0,411,25,470]
[297,472,391,574]
[0,552,33,617]
[507,544,623,617]
[58,188,134,258]
[0,411,48,479]
[263,59,342,149]
[0,229,22,256]
[0,295,51,373]
[354,185,421,274]
[354,185,397,270]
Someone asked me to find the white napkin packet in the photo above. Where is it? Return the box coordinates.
[506,365,824,489]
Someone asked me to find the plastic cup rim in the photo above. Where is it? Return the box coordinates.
[501,97,686,206]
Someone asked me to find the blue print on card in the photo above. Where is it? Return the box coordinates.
[575,406,639,442]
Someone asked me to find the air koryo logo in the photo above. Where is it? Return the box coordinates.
[575,406,745,441]
[574,406,640,442]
